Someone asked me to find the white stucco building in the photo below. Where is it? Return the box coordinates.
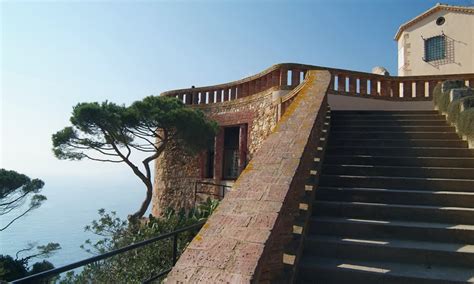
[395,3,474,76]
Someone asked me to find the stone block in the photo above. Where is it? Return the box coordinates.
[449,88,474,102]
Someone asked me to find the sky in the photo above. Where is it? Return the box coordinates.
[1,0,473,181]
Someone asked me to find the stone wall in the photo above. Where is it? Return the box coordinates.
[151,88,286,216]
[164,70,331,283]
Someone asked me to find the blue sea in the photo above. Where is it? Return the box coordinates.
[0,176,144,268]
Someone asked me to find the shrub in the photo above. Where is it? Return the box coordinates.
[458,108,474,140]
[0,255,27,281]
[433,83,451,113]
[60,198,219,283]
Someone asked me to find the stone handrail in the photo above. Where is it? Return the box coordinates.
[164,70,332,283]
[160,63,308,105]
[161,63,474,104]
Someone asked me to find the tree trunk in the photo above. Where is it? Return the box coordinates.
[129,184,153,220]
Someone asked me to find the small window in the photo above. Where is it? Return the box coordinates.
[436,17,445,26]
[204,146,215,178]
[222,127,240,180]
[424,35,446,62]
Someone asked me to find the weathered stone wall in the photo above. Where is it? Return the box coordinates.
[152,88,286,216]
[196,88,284,160]
[164,70,331,283]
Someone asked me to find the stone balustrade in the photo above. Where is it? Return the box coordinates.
[160,64,307,105]
[161,63,474,104]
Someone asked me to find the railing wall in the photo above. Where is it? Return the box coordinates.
[161,63,474,104]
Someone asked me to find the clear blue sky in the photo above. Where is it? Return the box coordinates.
[1,0,473,180]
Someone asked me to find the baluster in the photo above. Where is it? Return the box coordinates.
[222,89,229,101]
[192,91,199,104]
[338,74,346,92]
[359,78,367,95]
[380,80,389,97]
[391,80,400,98]
[229,87,235,100]
[403,81,413,98]
[348,76,356,94]
[272,69,280,87]
[185,93,192,105]
[415,81,425,98]
[177,93,185,104]
[369,79,377,96]
[280,68,288,86]
[428,80,438,98]
[329,73,335,91]
[291,69,300,86]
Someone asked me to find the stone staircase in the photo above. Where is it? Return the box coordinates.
[297,110,474,283]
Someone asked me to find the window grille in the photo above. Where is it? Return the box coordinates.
[424,35,446,62]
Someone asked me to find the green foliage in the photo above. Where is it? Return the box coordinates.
[0,169,46,231]
[29,260,54,275]
[52,96,217,162]
[434,80,474,141]
[458,108,474,140]
[0,243,60,282]
[447,96,474,124]
[0,170,60,282]
[0,255,27,281]
[61,199,219,283]
[447,99,462,123]
[52,96,218,218]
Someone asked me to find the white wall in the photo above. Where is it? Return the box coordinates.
[397,10,474,76]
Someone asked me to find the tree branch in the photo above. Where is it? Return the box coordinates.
[83,154,123,163]
[0,205,35,231]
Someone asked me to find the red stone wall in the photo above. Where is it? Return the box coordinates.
[151,88,281,216]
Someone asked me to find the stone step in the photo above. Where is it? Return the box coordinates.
[331,125,456,132]
[325,146,474,157]
[321,164,474,179]
[304,235,474,268]
[319,174,474,192]
[331,110,440,115]
[298,256,474,283]
[315,187,474,208]
[312,200,474,225]
[323,155,474,168]
[329,131,460,140]
[309,217,474,243]
[331,119,449,126]
[328,138,468,148]
[331,114,446,120]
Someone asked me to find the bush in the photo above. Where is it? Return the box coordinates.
[449,96,474,124]
[60,198,219,283]
[433,83,451,112]
[458,108,474,140]
[447,99,462,123]
[0,255,27,281]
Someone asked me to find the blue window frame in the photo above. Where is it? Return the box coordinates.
[424,35,446,62]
